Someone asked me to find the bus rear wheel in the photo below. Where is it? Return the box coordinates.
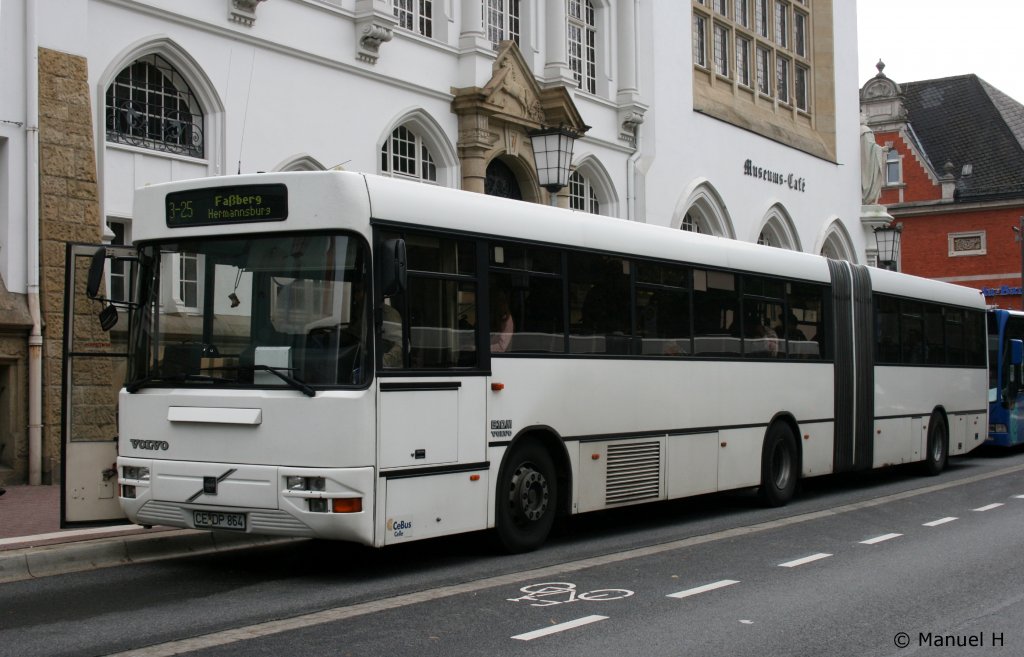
[923,411,948,476]
[758,422,798,507]
[496,441,557,553]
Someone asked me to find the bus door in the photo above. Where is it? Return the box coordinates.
[373,231,489,544]
[828,260,874,472]
[60,243,135,526]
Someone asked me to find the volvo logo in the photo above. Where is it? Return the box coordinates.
[130,439,169,451]
[186,468,237,502]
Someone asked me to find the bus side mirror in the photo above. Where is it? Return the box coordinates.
[86,247,120,331]
[380,238,407,297]
[86,247,107,300]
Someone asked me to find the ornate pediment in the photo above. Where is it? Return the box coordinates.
[455,42,589,135]
[483,43,546,124]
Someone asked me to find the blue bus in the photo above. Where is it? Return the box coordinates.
[988,309,1024,447]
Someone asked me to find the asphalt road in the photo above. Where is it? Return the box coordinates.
[3,447,1024,657]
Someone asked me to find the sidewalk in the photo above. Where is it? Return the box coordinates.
[0,485,297,583]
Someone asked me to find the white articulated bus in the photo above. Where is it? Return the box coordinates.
[103,171,987,552]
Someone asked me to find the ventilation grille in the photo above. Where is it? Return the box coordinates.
[606,442,661,505]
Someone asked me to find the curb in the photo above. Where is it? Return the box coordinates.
[0,531,303,583]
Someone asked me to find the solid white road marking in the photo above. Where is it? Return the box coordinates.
[778,553,832,568]
[923,517,957,527]
[973,503,1004,512]
[104,462,1024,657]
[1014,495,1024,499]
[667,580,740,599]
[859,533,902,545]
[511,615,608,641]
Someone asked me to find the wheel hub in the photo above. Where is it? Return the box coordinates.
[509,464,549,522]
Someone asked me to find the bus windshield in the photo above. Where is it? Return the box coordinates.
[127,232,371,392]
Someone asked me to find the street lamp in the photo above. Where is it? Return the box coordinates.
[874,222,902,271]
[529,126,578,205]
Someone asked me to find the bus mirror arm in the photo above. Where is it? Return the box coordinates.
[380,238,407,297]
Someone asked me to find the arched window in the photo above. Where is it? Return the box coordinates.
[105,54,204,158]
[568,170,599,214]
[757,206,800,251]
[567,0,596,94]
[485,0,521,49]
[677,181,734,237]
[681,212,706,234]
[380,126,438,183]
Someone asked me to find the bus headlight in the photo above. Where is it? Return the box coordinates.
[122,466,150,481]
[990,424,1008,434]
[285,476,326,491]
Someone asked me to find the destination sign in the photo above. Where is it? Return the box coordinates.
[166,184,288,227]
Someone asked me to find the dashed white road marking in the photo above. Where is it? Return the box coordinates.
[667,580,740,599]
[778,553,832,568]
[1014,495,1024,499]
[973,503,1004,512]
[860,533,902,545]
[511,615,608,641]
[923,517,957,527]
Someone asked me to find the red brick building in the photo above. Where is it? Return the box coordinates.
[860,63,1024,309]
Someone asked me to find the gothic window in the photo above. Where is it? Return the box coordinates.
[568,170,600,214]
[381,126,438,183]
[485,0,521,49]
[681,212,706,234]
[567,0,597,94]
[105,54,204,158]
[394,0,433,37]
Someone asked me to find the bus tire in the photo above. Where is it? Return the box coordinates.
[923,411,948,476]
[495,441,557,553]
[758,422,798,507]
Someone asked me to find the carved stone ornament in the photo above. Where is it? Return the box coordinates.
[357,22,394,64]
[353,1,398,65]
[486,53,546,124]
[229,0,266,27]
[618,107,646,146]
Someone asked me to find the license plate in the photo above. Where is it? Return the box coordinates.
[193,510,247,531]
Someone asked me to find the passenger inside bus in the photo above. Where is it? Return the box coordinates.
[491,288,515,352]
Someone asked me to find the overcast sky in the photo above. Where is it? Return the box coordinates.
[857,0,1024,103]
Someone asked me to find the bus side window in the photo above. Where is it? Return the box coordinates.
[382,232,478,370]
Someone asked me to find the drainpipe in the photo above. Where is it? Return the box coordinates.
[626,128,642,222]
[26,0,43,486]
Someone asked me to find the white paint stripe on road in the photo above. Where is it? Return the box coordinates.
[105,462,1024,657]
[667,579,740,599]
[923,517,957,527]
[512,615,608,641]
[778,553,832,568]
[859,533,902,545]
[973,503,1005,512]
[1014,495,1024,499]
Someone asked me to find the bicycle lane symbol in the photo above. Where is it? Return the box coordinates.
[507,582,635,607]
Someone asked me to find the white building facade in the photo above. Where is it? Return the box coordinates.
[0,0,863,485]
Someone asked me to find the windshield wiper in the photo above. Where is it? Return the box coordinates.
[251,365,316,397]
[126,373,236,393]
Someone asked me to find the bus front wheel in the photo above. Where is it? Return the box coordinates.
[923,411,948,476]
[496,441,557,553]
[758,422,798,507]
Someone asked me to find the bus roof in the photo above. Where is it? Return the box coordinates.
[133,171,986,310]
